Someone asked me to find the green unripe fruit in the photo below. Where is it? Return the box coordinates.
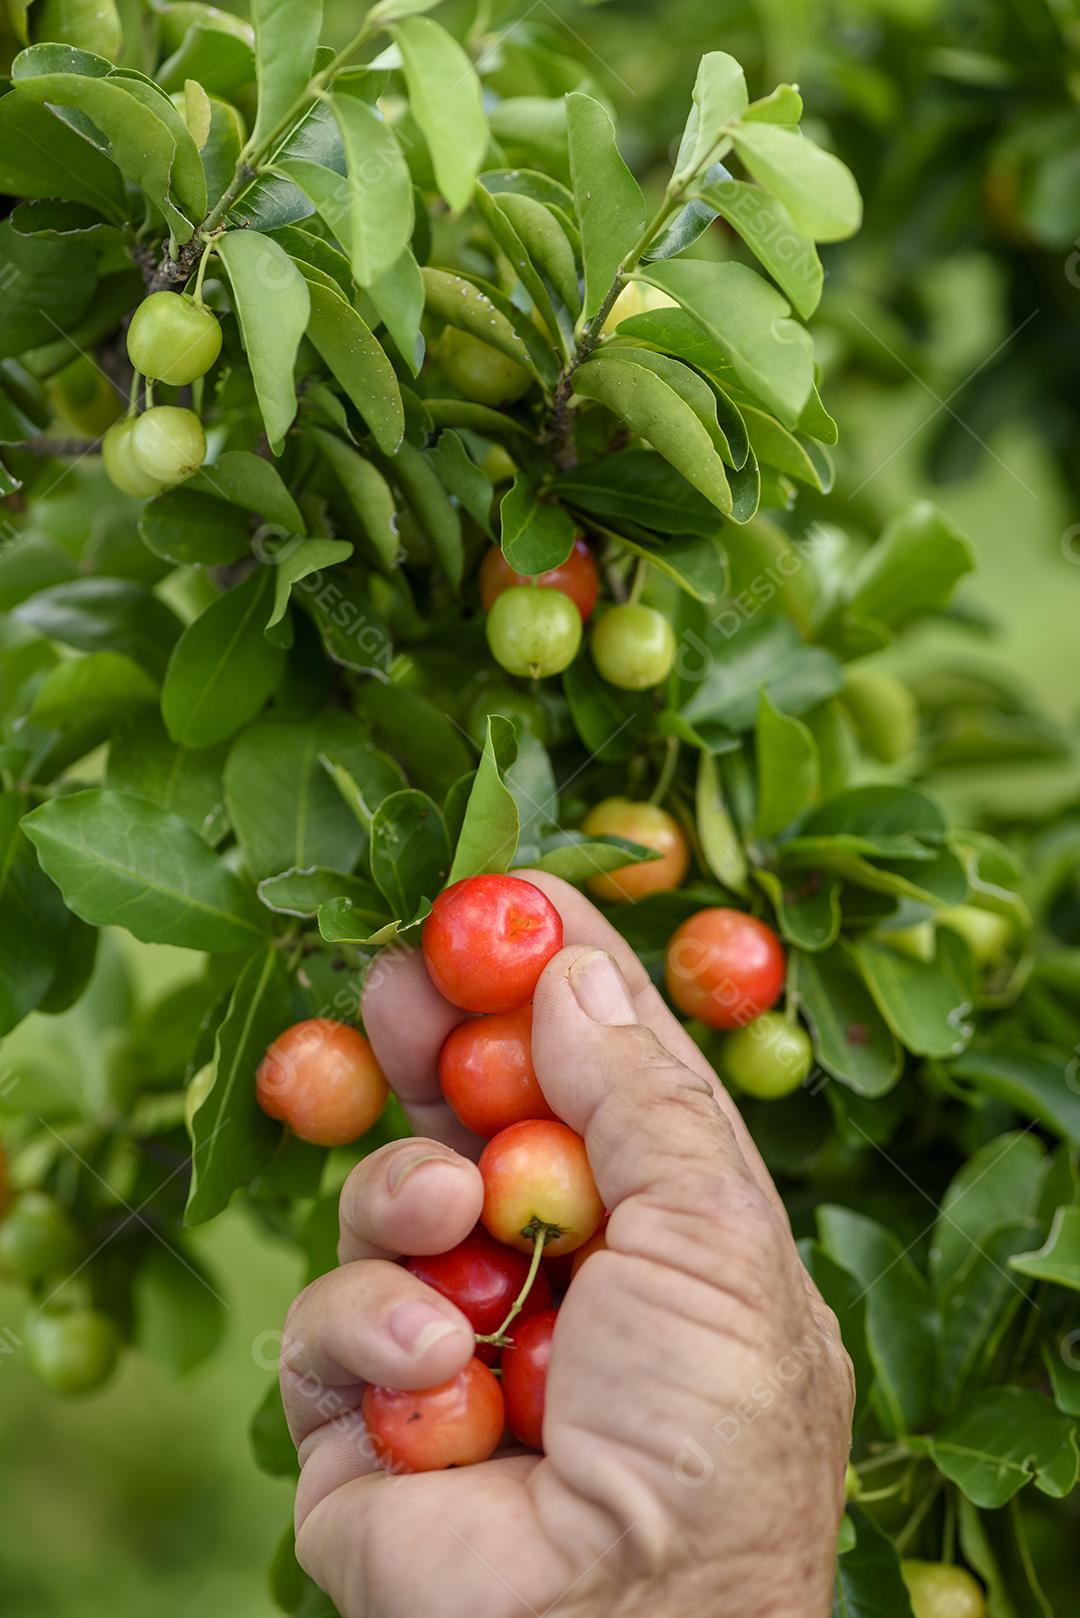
[720,1012,813,1099]
[466,684,550,748]
[938,905,1014,967]
[590,603,676,690]
[102,418,166,498]
[486,585,582,679]
[439,327,532,407]
[127,291,223,386]
[900,1561,986,1618]
[130,405,206,486]
[0,1192,79,1283]
[840,666,918,763]
[30,0,122,58]
[25,1308,120,1397]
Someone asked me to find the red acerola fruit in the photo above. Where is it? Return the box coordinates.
[479,1119,604,1257]
[479,535,599,622]
[255,1019,388,1146]
[438,1004,557,1137]
[422,875,563,1014]
[362,1358,505,1473]
[405,1226,553,1364]
[664,908,786,1030]
[502,1308,557,1452]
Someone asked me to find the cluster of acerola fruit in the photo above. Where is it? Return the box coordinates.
[481,534,677,691]
[0,1166,121,1397]
[101,289,217,497]
[254,865,814,1469]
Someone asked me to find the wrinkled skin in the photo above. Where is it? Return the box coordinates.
[281,873,854,1618]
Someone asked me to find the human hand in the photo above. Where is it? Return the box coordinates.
[280,873,854,1618]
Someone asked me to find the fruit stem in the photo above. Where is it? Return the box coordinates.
[192,238,216,307]
[649,735,679,806]
[627,556,647,605]
[477,1227,549,1347]
[127,371,141,418]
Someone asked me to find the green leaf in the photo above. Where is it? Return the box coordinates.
[800,1241,873,1425]
[367,246,425,373]
[28,651,157,728]
[681,616,843,733]
[562,655,651,763]
[190,449,305,532]
[161,571,285,748]
[931,1133,1049,1290]
[428,430,494,537]
[817,1205,939,1436]
[377,439,461,586]
[390,17,486,212]
[107,712,228,843]
[471,183,566,350]
[248,0,322,154]
[370,789,450,918]
[266,537,353,630]
[13,578,181,679]
[0,90,125,217]
[603,529,727,606]
[566,91,646,320]
[317,894,425,947]
[604,345,741,464]
[798,784,947,846]
[928,1388,1079,1508]
[303,276,404,454]
[140,486,253,568]
[693,178,823,319]
[671,52,748,186]
[1010,1206,1080,1292]
[527,833,657,884]
[23,789,266,952]
[950,1044,1080,1146]
[755,690,819,839]
[841,502,976,629]
[635,260,815,426]
[355,681,470,799]
[572,354,734,513]
[9,54,199,239]
[257,867,386,920]
[743,406,833,491]
[224,719,367,882]
[186,947,290,1224]
[849,939,974,1059]
[499,477,576,574]
[0,792,69,1035]
[309,429,400,569]
[448,716,519,882]
[134,1244,226,1376]
[217,229,310,453]
[326,92,413,286]
[491,190,580,317]
[731,122,861,242]
[757,866,842,953]
[791,945,901,1095]
[555,450,722,538]
[832,1509,914,1618]
[420,266,545,379]
[696,749,749,894]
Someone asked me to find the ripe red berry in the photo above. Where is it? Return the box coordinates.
[362,1357,505,1473]
[479,535,599,622]
[479,1119,604,1257]
[438,1004,556,1137]
[405,1227,552,1364]
[664,908,786,1030]
[422,875,563,1014]
[502,1308,557,1452]
[255,1018,388,1146]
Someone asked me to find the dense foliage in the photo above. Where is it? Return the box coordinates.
[1,0,1079,1613]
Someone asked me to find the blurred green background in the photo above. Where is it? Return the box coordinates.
[4,0,1080,1610]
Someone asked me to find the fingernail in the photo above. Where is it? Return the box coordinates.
[385,1148,456,1196]
[388,1300,463,1356]
[570,951,637,1025]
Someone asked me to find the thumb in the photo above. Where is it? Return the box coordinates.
[531,945,781,1276]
